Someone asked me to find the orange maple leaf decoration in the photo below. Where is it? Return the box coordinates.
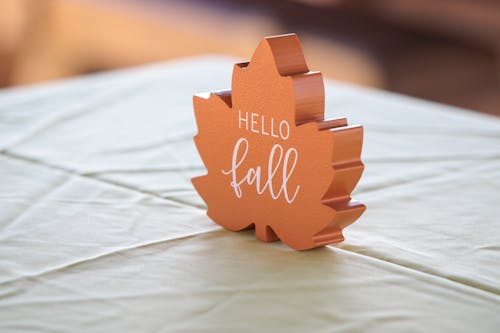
[192,33,365,250]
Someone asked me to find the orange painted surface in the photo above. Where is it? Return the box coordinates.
[192,33,365,250]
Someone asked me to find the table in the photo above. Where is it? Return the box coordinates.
[1,57,499,332]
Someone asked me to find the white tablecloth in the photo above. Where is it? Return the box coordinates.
[1,56,499,332]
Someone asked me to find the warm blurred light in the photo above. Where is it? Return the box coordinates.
[0,0,498,115]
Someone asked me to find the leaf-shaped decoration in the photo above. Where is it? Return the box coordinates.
[192,33,365,250]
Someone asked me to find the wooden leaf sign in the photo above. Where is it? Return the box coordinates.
[192,33,365,250]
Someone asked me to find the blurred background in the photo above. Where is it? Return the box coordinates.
[1,0,499,115]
